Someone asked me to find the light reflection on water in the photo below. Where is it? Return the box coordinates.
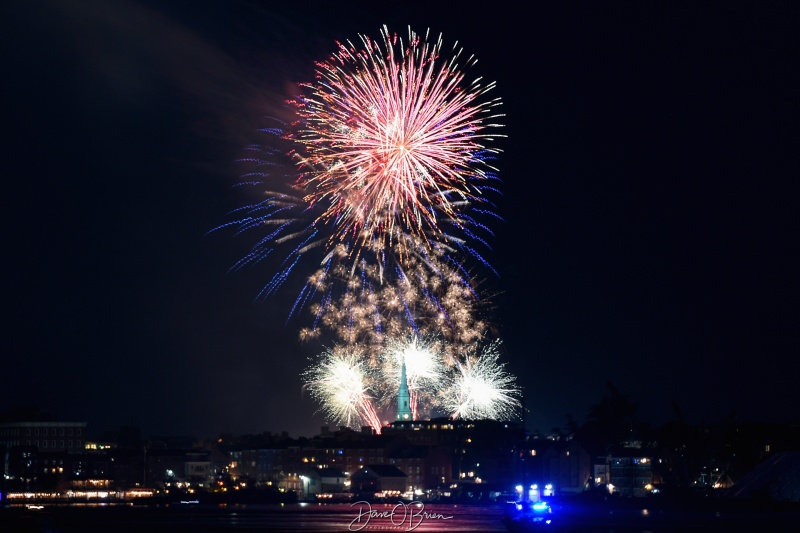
[0,502,510,533]
[2,501,799,533]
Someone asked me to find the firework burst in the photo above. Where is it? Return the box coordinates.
[292,25,505,253]
[219,27,518,428]
[297,233,494,359]
[302,345,382,433]
[440,340,522,420]
[378,335,446,421]
[213,26,504,343]
[303,336,521,431]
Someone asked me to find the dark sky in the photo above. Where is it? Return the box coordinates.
[3,0,799,440]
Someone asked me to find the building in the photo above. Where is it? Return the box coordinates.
[0,421,87,452]
[306,466,348,495]
[1,420,89,492]
[607,450,654,497]
[385,442,452,492]
[227,448,281,486]
[395,360,412,422]
[350,464,407,496]
[521,437,592,494]
[384,418,522,491]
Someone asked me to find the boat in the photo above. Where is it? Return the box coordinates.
[503,500,557,531]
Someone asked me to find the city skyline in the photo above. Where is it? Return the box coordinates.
[3,0,799,440]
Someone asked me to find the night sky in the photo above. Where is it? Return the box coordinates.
[4,1,799,440]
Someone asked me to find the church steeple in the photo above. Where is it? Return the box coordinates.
[396,359,412,421]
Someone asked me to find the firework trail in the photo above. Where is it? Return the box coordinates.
[302,345,382,433]
[440,340,521,420]
[292,25,505,253]
[211,26,504,342]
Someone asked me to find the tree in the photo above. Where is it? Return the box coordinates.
[576,381,641,453]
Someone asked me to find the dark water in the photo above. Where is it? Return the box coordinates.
[1,501,798,533]
[0,502,507,533]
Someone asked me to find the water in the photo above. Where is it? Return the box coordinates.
[1,500,798,532]
[0,502,508,533]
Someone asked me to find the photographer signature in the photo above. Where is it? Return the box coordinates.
[348,500,453,531]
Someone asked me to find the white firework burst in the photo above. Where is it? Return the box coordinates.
[303,346,382,432]
[380,335,446,420]
[442,340,521,420]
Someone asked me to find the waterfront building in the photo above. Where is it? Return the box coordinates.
[0,421,87,452]
[350,464,407,496]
